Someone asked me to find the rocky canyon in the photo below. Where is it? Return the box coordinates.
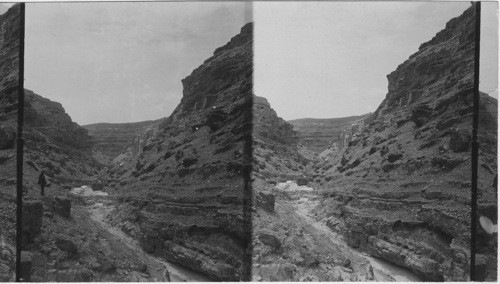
[0,3,497,283]
[252,4,496,282]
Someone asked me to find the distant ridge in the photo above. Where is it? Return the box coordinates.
[288,115,367,124]
[83,120,158,128]
[288,113,371,153]
[83,119,163,159]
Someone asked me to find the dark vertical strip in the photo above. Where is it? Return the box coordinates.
[15,3,25,283]
[242,8,254,281]
[242,95,253,281]
[471,1,481,281]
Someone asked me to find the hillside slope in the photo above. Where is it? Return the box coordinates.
[22,89,106,192]
[0,4,20,281]
[313,6,480,281]
[105,23,253,281]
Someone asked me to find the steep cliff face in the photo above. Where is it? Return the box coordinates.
[289,115,370,154]
[106,23,253,281]
[252,96,316,181]
[0,4,20,148]
[0,4,20,281]
[22,89,106,193]
[83,120,161,159]
[313,6,478,281]
[24,90,92,150]
[476,92,498,281]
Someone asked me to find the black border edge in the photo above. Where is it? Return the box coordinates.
[16,2,25,282]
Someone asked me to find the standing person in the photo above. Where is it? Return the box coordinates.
[38,171,47,196]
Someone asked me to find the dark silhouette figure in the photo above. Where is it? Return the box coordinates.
[38,171,47,196]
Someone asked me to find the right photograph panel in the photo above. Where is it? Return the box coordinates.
[253,2,495,281]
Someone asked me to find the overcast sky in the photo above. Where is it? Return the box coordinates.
[25,2,251,125]
[255,2,498,121]
[24,2,498,124]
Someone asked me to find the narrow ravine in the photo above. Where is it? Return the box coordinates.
[290,188,423,282]
[73,187,211,282]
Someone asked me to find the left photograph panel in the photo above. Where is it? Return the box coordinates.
[21,2,252,281]
[0,3,21,282]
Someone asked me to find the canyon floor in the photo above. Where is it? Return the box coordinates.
[253,179,424,282]
[21,184,211,282]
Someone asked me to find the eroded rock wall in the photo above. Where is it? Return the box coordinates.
[0,4,20,281]
[107,23,253,281]
[314,6,480,281]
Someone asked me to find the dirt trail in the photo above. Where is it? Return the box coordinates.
[292,194,423,282]
[81,195,211,282]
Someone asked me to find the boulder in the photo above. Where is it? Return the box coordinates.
[20,251,33,281]
[22,201,43,246]
[258,232,281,251]
[387,153,403,163]
[449,129,470,152]
[297,178,309,186]
[380,145,389,156]
[182,157,198,168]
[0,126,15,150]
[431,156,462,171]
[303,253,320,268]
[54,236,78,254]
[206,109,227,131]
[0,153,13,165]
[411,105,433,127]
[53,197,71,218]
[256,191,275,212]
[97,258,116,273]
[129,271,149,282]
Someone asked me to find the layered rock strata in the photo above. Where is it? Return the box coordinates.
[22,89,106,192]
[252,96,372,281]
[106,23,253,281]
[253,95,316,181]
[0,4,20,281]
[289,115,370,154]
[314,6,479,281]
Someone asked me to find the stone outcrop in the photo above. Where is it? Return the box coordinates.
[337,119,366,152]
[107,23,253,281]
[24,90,92,150]
[54,235,78,254]
[252,96,316,182]
[314,6,481,281]
[254,96,298,146]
